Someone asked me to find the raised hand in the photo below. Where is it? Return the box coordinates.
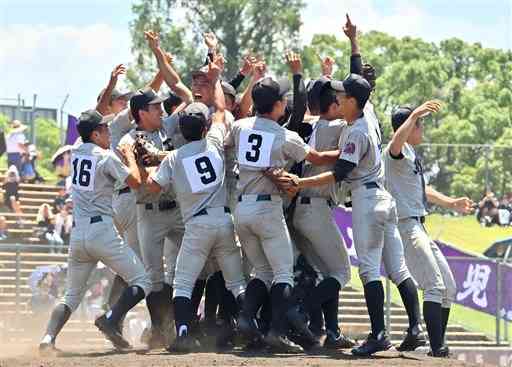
[252,60,267,80]
[207,53,225,81]
[285,51,302,75]
[321,56,335,77]
[110,64,126,83]
[203,32,218,51]
[144,31,160,51]
[413,100,442,118]
[343,13,357,40]
[240,55,256,76]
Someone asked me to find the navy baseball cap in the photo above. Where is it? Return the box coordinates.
[252,77,290,109]
[391,106,414,131]
[163,92,183,115]
[329,74,371,108]
[76,110,107,139]
[307,76,330,112]
[130,87,164,122]
[179,102,211,140]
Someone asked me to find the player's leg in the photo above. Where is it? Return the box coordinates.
[430,238,456,356]
[350,193,391,356]
[234,203,272,343]
[293,200,353,348]
[382,211,425,352]
[136,205,169,348]
[256,201,302,352]
[89,218,151,349]
[40,227,95,354]
[169,216,216,353]
[398,218,446,354]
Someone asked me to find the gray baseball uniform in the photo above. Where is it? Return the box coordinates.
[119,128,184,292]
[293,118,351,287]
[339,114,409,286]
[229,116,310,287]
[384,143,456,307]
[108,108,140,259]
[152,122,246,299]
[62,142,150,312]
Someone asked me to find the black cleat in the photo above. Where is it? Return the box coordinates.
[94,314,131,350]
[216,318,236,350]
[166,334,201,354]
[428,345,450,358]
[286,306,318,346]
[39,342,62,357]
[324,330,356,349]
[264,329,303,353]
[351,331,392,356]
[238,312,263,343]
[397,325,427,352]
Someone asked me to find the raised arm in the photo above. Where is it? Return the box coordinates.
[389,101,441,157]
[145,31,193,104]
[285,52,307,132]
[96,64,126,115]
[238,60,266,119]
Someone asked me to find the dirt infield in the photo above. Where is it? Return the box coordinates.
[0,345,485,367]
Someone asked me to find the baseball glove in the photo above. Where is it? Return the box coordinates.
[133,133,161,167]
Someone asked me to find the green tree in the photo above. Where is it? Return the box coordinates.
[129,0,305,86]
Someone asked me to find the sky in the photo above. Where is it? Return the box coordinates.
[0,0,510,118]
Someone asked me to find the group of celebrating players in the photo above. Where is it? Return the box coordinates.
[38,14,474,359]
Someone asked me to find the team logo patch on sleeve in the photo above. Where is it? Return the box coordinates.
[343,142,356,154]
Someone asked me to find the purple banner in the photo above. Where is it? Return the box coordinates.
[65,114,79,145]
[332,206,511,319]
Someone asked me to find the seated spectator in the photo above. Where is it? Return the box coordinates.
[3,166,24,225]
[36,203,64,251]
[477,190,500,226]
[28,265,62,315]
[55,202,73,246]
[5,120,27,172]
[20,147,36,183]
[53,187,68,213]
[0,216,8,240]
[498,196,512,226]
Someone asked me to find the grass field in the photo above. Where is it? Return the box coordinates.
[348,213,511,340]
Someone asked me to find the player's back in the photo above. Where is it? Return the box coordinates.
[338,115,383,190]
[232,116,308,195]
[165,124,227,223]
[70,143,125,219]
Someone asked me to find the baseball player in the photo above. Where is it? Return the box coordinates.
[146,98,247,352]
[269,74,424,356]
[228,76,340,352]
[385,102,473,357]
[118,87,186,349]
[38,110,151,355]
[291,79,353,349]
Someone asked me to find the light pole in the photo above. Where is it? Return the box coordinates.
[59,94,70,145]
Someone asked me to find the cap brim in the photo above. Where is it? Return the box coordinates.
[115,92,135,100]
[147,95,165,104]
[277,79,291,97]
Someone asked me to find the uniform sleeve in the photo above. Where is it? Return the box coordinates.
[206,123,226,152]
[110,109,133,137]
[152,154,173,188]
[339,130,368,166]
[224,119,237,148]
[119,131,135,147]
[103,152,130,183]
[162,114,179,138]
[283,130,311,163]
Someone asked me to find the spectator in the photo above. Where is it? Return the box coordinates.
[3,166,24,224]
[0,216,8,240]
[498,195,512,226]
[55,151,71,188]
[5,120,28,172]
[36,203,64,251]
[28,265,63,315]
[20,143,36,183]
[477,190,500,226]
[53,187,68,213]
[55,202,72,246]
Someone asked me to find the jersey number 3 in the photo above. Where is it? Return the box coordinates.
[238,129,275,167]
[71,155,97,192]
